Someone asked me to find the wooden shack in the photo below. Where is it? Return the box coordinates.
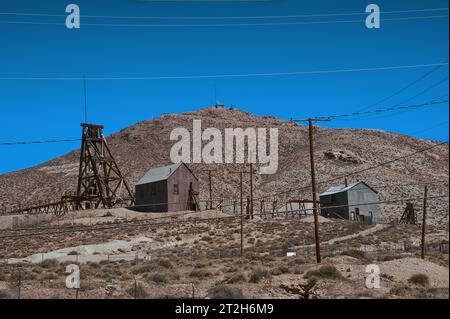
[134,163,199,212]
[319,181,379,224]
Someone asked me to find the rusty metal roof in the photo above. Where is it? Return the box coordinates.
[136,163,182,185]
[319,181,378,196]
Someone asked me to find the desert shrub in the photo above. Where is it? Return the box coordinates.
[200,235,212,242]
[208,284,244,299]
[289,258,306,266]
[390,284,410,296]
[278,266,290,274]
[376,254,401,262]
[408,274,429,286]
[292,267,303,275]
[42,272,59,280]
[10,271,37,281]
[225,273,247,284]
[133,259,172,274]
[86,262,100,269]
[0,289,12,299]
[414,287,441,299]
[126,283,148,299]
[271,268,282,276]
[0,272,7,281]
[39,258,59,268]
[190,269,211,278]
[147,273,168,284]
[79,281,91,291]
[341,249,368,260]
[249,268,271,283]
[67,251,79,256]
[154,258,172,269]
[305,265,342,280]
[32,267,44,274]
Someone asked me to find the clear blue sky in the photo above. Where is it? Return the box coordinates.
[0,0,448,174]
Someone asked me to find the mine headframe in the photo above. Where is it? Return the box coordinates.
[399,202,417,225]
[75,123,135,209]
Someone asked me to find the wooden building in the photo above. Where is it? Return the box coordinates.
[134,163,199,212]
[319,181,379,224]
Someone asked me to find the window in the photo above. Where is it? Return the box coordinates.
[173,184,179,195]
[331,194,336,203]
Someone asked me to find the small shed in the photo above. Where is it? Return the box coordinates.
[134,163,199,212]
[319,181,379,224]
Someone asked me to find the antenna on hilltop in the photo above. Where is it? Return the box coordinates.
[214,81,218,105]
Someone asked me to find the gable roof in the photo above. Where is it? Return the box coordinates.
[136,163,183,185]
[319,181,378,196]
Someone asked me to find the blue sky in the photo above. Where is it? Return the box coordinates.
[0,0,448,174]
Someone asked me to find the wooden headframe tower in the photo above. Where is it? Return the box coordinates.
[75,123,135,209]
[399,202,417,225]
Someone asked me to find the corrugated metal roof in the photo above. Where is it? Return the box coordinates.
[136,163,182,185]
[319,181,364,196]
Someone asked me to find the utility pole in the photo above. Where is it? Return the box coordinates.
[249,163,254,220]
[421,185,428,259]
[291,117,330,264]
[230,169,247,257]
[17,268,21,299]
[240,172,244,257]
[208,170,213,210]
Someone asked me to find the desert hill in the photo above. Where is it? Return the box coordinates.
[0,106,448,226]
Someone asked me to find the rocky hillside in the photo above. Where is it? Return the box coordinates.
[0,106,448,226]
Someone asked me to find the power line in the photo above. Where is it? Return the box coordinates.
[0,14,447,27]
[4,99,444,147]
[353,59,448,113]
[323,99,448,120]
[335,79,449,122]
[0,138,80,146]
[0,7,447,20]
[406,120,449,136]
[256,140,449,200]
[0,62,448,81]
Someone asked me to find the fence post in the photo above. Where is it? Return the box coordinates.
[17,269,21,299]
[272,201,276,218]
[260,200,264,219]
[421,186,428,259]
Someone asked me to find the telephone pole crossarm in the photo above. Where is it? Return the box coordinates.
[290,117,330,264]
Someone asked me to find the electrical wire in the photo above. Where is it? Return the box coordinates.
[0,14,448,28]
[0,7,447,20]
[0,63,448,81]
